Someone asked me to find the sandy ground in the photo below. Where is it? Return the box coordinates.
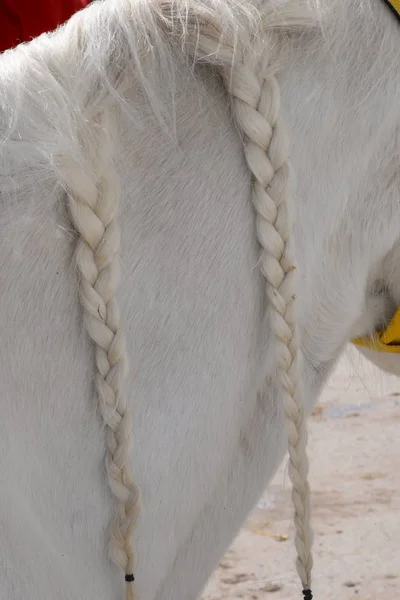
[202,347,400,600]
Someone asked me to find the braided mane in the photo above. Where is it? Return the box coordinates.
[63,2,315,597]
[0,1,318,598]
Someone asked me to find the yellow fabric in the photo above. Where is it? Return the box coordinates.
[352,306,400,353]
[388,0,400,16]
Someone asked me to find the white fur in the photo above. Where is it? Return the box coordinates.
[0,0,399,599]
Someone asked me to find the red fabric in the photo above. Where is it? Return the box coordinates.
[0,0,89,52]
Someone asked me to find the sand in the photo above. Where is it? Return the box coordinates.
[202,347,400,600]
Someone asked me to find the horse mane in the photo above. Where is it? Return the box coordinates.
[0,0,357,598]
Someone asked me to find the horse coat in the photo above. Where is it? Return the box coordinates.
[0,0,399,598]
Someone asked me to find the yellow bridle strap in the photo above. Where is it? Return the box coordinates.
[383,0,400,19]
[352,306,400,353]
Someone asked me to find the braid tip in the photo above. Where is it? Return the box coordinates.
[125,578,136,600]
[302,589,313,600]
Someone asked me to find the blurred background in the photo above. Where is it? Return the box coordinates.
[0,0,90,53]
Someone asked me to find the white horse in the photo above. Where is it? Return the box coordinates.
[0,0,399,598]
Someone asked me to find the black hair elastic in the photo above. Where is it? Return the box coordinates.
[302,590,313,600]
[125,574,135,583]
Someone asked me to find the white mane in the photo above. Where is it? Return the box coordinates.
[1,0,399,599]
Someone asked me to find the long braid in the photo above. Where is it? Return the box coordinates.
[64,113,140,600]
[188,25,314,595]
[227,41,314,595]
